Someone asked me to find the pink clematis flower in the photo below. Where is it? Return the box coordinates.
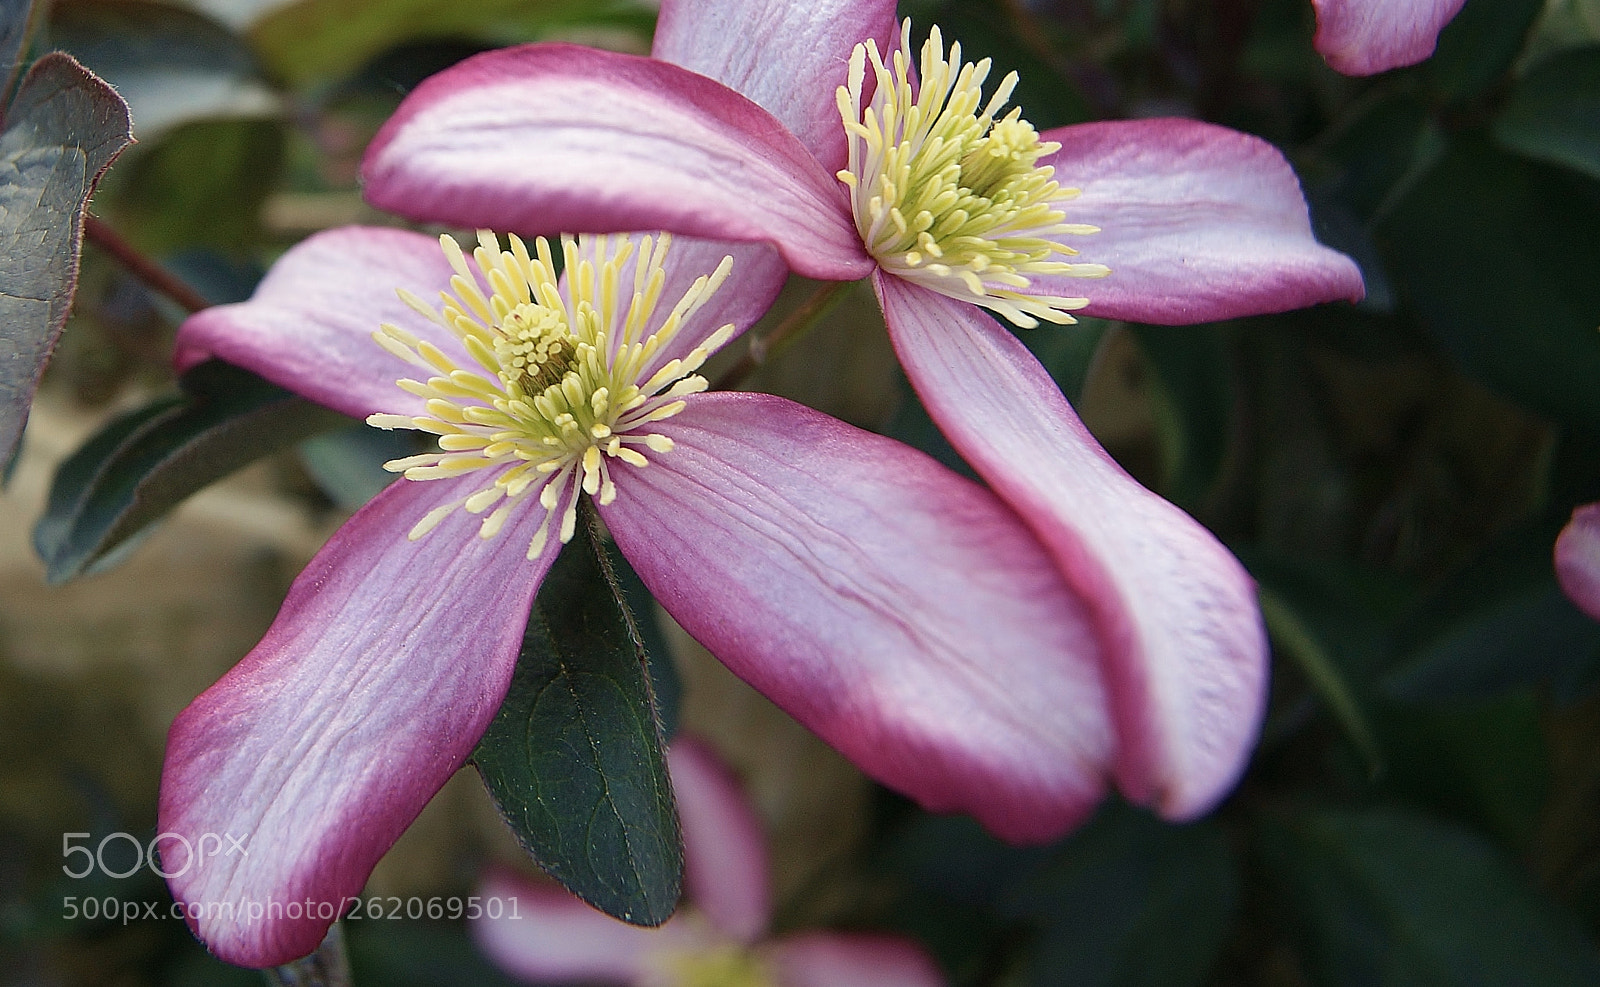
[159,227,1122,967]
[1557,503,1600,621]
[475,737,944,986]
[363,0,1363,834]
[1311,0,1468,76]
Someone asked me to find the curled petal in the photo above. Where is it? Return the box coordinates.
[770,932,945,987]
[158,473,565,967]
[1039,119,1364,325]
[601,392,1114,844]
[877,277,1267,821]
[1311,0,1467,76]
[174,226,469,420]
[653,0,899,173]
[668,738,771,944]
[1557,503,1600,622]
[473,870,706,985]
[363,44,870,281]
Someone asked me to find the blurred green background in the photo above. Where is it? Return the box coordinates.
[5,0,1600,983]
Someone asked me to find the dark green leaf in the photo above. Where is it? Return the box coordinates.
[1381,139,1600,434]
[1494,46,1600,184]
[0,0,38,103]
[1258,806,1600,987]
[297,424,409,510]
[474,512,681,926]
[47,0,277,141]
[1384,527,1600,702]
[0,52,130,466]
[1375,693,1550,851]
[1259,586,1384,776]
[250,0,653,89]
[923,0,1092,129]
[1130,324,1233,508]
[33,361,348,583]
[99,117,286,256]
[1424,0,1544,104]
[1003,803,1237,987]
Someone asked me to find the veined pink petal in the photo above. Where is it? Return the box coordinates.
[653,0,898,174]
[770,932,945,987]
[158,473,567,967]
[600,392,1114,844]
[1557,503,1600,622]
[363,45,870,282]
[876,277,1266,821]
[473,870,706,985]
[1312,0,1467,76]
[1040,119,1364,325]
[667,738,771,944]
[174,226,469,420]
[567,235,789,380]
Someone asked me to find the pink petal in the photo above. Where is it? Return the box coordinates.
[770,932,945,987]
[174,226,467,420]
[652,0,898,173]
[362,44,870,282]
[1039,118,1364,325]
[600,392,1114,845]
[876,277,1267,821]
[473,870,705,984]
[667,737,771,944]
[1557,503,1600,622]
[158,474,567,967]
[1311,0,1467,76]
[568,235,790,379]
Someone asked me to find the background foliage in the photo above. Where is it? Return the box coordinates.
[3,0,1600,983]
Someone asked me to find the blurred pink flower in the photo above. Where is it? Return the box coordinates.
[158,228,1126,966]
[1311,0,1468,75]
[476,737,943,987]
[1557,503,1600,621]
[363,0,1365,843]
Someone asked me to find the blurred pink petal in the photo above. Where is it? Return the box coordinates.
[668,738,772,943]
[1557,503,1600,621]
[159,474,567,966]
[474,870,707,985]
[1311,0,1468,75]
[876,277,1267,820]
[772,932,946,987]
[602,392,1114,843]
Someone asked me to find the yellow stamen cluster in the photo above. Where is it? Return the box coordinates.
[367,231,735,559]
[836,21,1110,327]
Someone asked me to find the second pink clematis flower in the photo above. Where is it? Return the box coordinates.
[160,228,1117,967]
[363,0,1365,831]
[1310,0,1468,76]
[1557,503,1600,621]
[476,737,944,986]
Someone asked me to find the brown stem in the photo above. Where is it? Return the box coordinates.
[83,215,212,315]
[712,280,852,390]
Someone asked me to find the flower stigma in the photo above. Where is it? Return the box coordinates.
[366,231,737,559]
[836,20,1110,328]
